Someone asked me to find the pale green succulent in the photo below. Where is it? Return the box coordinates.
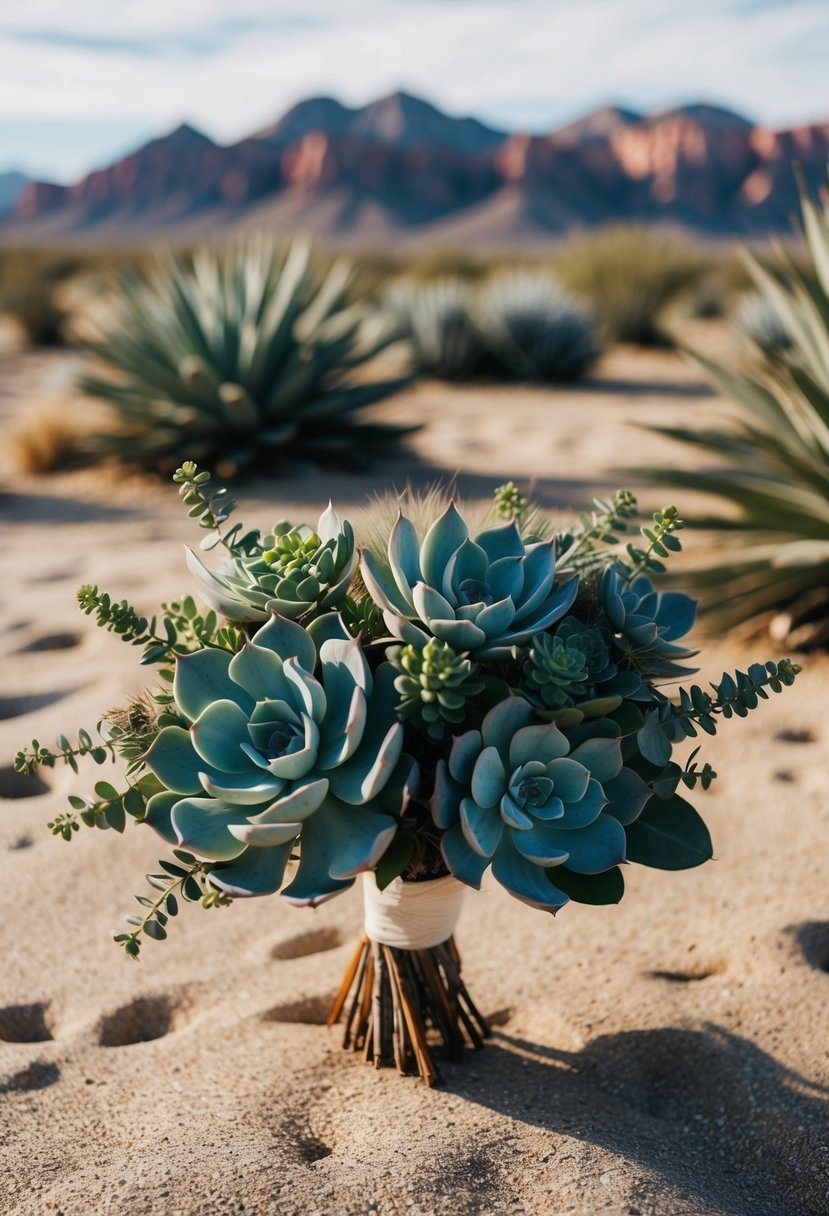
[432,696,651,911]
[361,502,578,661]
[141,613,405,905]
[389,638,485,741]
[186,504,356,624]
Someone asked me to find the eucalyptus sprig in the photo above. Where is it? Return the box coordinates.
[14,723,118,776]
[650,748,718,800]
[77,586,243,668]
[623,505,683,582]
[173,461,260,555]
[558,490,639,572]
[114,851,232,959]
[636,659,802,765]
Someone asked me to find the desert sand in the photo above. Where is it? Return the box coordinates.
[1,339,827,1216]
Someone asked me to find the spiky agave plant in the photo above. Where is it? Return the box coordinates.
[474,270,601,382]
[79,241,414,474]
[635,174,829,647]
[385,277,485,381]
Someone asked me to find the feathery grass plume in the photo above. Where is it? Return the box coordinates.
[78,239,415,475]
[632,170,829,647]
[552,224,704,345]
[474,270,601,382]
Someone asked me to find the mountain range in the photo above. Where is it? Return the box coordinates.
[2,90,828,248]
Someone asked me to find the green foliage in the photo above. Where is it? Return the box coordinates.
[79,241,415,474]
[637,174,829,645]
[474,270,602,382]
[77,584,242,667]
[557,490,639,573]
[113,851,232,960]
[493,481,529,522]
[14,724,118,776]
[552,225,704,344]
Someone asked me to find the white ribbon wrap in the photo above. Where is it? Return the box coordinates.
[362,873,465,950]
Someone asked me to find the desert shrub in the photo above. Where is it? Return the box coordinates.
[0,250,84,346]
[635,177,829,648]
[386,277,486,380]
[79,240,414,475]
[475,270,601,382]
[552,225,705,344]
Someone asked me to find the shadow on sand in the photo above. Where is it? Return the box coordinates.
[444,1024,829,1216]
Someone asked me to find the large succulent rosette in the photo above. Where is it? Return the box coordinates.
[432,697,652,912]
[142,613,407,905]
[360,502,577,660]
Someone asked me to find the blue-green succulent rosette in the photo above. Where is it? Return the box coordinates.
[141,613,409,906]
[186,503,356,624]
[599,565,698,698]
[432,696,653,912]
[360,502,577,660]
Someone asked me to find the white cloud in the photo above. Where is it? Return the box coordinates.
[1,0,828,179]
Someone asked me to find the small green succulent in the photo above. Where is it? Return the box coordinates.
[186,504,356,624]
[432,696,651,911]
[389,638,486,741]
[522,633,590,709]
[142,613,405,905]
[361,502,578,661]
[554,618,615,683]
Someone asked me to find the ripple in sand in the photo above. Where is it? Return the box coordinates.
[0,689,75,720]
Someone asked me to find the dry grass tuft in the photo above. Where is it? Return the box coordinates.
[10,410,87,474]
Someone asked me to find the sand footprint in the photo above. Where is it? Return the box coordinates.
[0,766,50,799]
[0,1002,54,1044]
[261,994,336,1025]
[270,927,343,960]
[0,689,78,720]
[97,993,190,1047]
[0,1061,61,1094]
[788,922,829,973]
[14,632,82,655]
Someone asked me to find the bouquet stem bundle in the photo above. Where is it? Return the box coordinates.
[328,933,490,1086]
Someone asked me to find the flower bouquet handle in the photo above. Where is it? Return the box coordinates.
[14,468,801,1086]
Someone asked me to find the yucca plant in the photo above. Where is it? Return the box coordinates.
[635,176,829,648]
[79,241,414,474]
[475,270,601,382]
[385,277,485,380]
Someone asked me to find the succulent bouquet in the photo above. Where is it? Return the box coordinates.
[15,466,800,1085]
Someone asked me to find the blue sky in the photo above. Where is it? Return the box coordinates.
[2,0,828,182]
